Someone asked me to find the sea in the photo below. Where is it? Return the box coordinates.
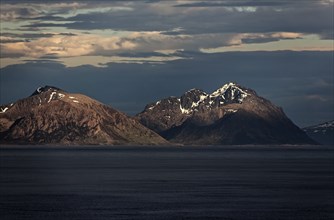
[0,145,333,220]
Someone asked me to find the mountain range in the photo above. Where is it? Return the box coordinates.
[0,83,321,145]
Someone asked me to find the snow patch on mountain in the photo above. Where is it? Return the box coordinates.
[314,121,334,128]
[210,82,248,102]
[304,120,334,134]
[226,109,238,113]
[191,94,208,108]
[180,105,192,114]
[58,93,65,99]
[0,103,15,114]
[303,120,334,145]
[0,107,9,113]
[178,82,249,115]
[47,92,57,103]
[144,82,250,116]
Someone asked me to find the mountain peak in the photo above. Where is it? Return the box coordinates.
[210,82,249,104]
[303,120,334,145]
[142,83,252,117]
[136,82,316,145]
[217,82,238,89]
[180,88,208,113]
[31,86,64,97]
[1,87,168,145]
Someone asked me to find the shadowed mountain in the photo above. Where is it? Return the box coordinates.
[303,120,334,145]
[136,82,316,145]
[0,86,168,145]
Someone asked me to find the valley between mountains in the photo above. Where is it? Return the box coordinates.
[0,83,323,145]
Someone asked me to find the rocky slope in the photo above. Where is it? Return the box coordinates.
[136,83,316,145]
[0,86,168,145]
[303,120,334,145]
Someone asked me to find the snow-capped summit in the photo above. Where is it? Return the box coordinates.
[137,82,316,145]
[139,83,255,129]
[210,82,249,104]
[146,83,252,117]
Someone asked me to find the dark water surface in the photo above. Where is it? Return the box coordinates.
[0,146,333,220]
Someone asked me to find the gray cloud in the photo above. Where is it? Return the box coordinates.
[0,39,29,43]
[174,0,293,7]
[1,0,330,56]
[1,31,305,59]
[116,52,174,58]
[16,0,332,39]
[1,32,76,39]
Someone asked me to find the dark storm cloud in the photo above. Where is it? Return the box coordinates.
[38,55,60,59]
[1,0,132,3]
[18,1,332,38]
[174,4,332,35]
[116,52,173,58]
[32,15,67,21]
[1,32,76,39]
[1,51,333,126]
[174,0,293,7]
[0,39,29,43]
[3,27,46,32]
[241,37,279,44]
[23,11,173,32]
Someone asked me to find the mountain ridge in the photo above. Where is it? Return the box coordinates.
[0,86,168,145]
[1,84,319,146]
[137,82,316,145]
[303,120,334,145]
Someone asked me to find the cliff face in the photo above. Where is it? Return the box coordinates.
[0,86,168,145]
[137,83,316,145]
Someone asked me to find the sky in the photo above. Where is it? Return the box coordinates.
[0,0,333,127]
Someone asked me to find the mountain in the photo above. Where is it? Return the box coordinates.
[303,120,334,145]
[136,82,316,145]
[0,86,168,145]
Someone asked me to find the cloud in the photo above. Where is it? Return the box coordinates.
[174,0,333,8]
[1,33,137,58]
[0,2,86,21]
[2,0,331,61]
[0,36,29,43]
[15,0,332,38]
[1,29,307,61]
[1,32,76,40]
[174,1,293,7]
[226,32,303,45]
